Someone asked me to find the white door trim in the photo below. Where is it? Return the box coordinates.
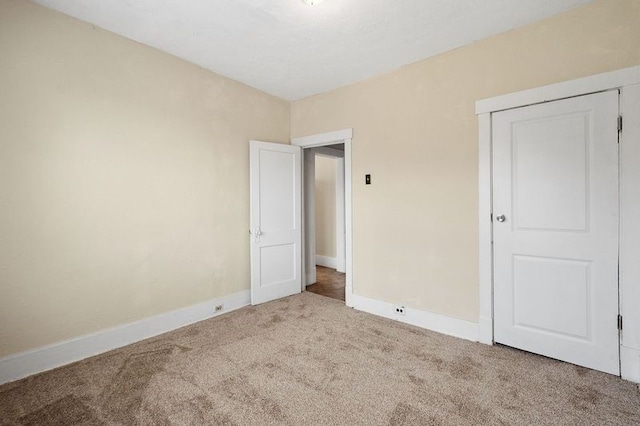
[292,129,354,307]
[619,83,640,383]
[476,65,640,383]
[294,129,353,147]
[476,66,640,114]
[335,157,346,273]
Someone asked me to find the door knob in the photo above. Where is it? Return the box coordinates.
[496,215,506,222]
[253,227,263,243]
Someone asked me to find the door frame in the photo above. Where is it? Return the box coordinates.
[476,65,640,382]
[292,129,354,307]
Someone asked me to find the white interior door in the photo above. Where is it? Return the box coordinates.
[492,91,620,375]
[250,140,302,305]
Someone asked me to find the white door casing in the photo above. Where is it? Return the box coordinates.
[292,128,354,307]
[249,141,302,305]
[335,157,346,273]
[492,91,620,375]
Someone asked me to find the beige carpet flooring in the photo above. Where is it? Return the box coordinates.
[1,292,639,425]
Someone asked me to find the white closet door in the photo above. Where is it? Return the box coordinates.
[492,91,620,375]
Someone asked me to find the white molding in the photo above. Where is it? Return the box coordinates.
[476,65,640,114]
[620,83,640,380]
[478,113,493,345]
[344,138,353,308]
[316,255,338,269]
[621,346,640,383]
[477,67,640,382]
[0,290,250,386]
[335,157,346,273]
[292,128,353,148]
[351,294,478,342]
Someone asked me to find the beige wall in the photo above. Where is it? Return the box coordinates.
[291,0,640,322]
[2,0,639,359]
[315,155,337,259]
[0,0,289,357]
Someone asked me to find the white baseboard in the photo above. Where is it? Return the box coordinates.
[316,255,338,269]
[621,345,640,384]
[0,290,250,385]
[351,294,478,342]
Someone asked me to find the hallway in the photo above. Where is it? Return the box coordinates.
[306,266,345,301]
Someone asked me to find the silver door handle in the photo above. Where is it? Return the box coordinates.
[496,215,506,222]
[252,227,262,243]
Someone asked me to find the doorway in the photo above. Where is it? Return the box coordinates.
[292,129,354,307]
[248,129,353,308]
[305,149,346,302]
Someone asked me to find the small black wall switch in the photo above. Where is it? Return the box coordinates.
[365,174,371,185]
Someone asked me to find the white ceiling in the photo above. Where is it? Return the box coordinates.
[31,0,594,100]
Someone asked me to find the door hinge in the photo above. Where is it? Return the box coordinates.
[618,315,623,331]
[618,116,623,133]
[490,213,493,222]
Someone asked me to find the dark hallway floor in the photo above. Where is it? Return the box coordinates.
[305,266,345,301]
